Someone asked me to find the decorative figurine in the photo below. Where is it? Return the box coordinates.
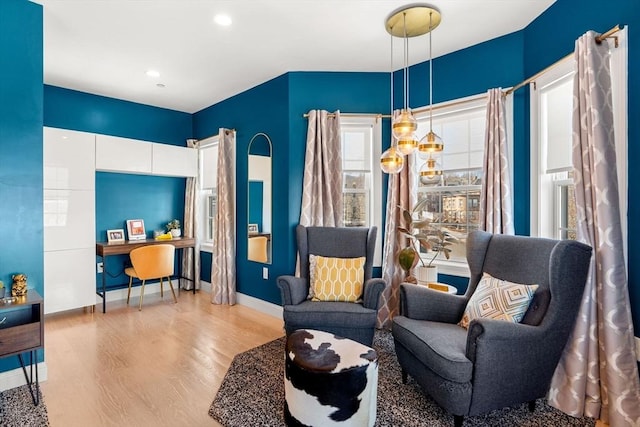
[11,273,28,297]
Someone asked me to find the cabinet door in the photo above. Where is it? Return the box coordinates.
[95,134,152,174]
[44,189,95,251]
[152,144,197,177]
[44,248,96,314]
[44,127,95,190]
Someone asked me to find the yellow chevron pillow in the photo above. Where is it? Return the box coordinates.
[311,256,366,302]
[458,272,538,329]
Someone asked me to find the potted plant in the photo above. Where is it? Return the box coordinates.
[397,198,458,284]
[166,219,181,238]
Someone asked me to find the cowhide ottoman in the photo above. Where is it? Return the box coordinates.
[284,329,378,427]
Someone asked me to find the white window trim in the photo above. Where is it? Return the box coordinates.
[530,27,627,264]
[198,135,219,254]
[341,116,383,266]
[412,93,491,278]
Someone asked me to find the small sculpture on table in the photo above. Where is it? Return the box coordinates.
[11,273,28,297]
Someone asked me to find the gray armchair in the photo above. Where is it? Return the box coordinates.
[392,230,592,426]
[277,225,385,346]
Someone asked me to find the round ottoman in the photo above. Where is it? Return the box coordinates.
[284,329,378,427]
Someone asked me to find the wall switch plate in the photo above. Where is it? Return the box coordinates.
[262,267,268,280]
[97,262,104,273]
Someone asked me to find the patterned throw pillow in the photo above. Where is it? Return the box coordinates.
[458,272,538,329]
[307,254,319,300]
[311,256,366,302]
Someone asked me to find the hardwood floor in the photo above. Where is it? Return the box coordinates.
[41,290,284,426]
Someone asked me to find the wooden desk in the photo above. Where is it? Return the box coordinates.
[0,291,43,405]
[96,238,196,313]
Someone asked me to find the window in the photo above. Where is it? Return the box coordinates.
[413,95,489,276]
[198,136,219,252]
[531,28,627,257]
[341,117,382,265]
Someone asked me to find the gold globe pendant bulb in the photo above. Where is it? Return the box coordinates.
[397,133,418,155]
[392,108,418,139]
[419,156,443,184]
[418,130,444,158]
[380,146,405,174]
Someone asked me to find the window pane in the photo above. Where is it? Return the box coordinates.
[344,172,368,190]
[343,131,369,170]
[343,193,367,227]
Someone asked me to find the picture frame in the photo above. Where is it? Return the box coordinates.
[248,223,259,235]
[126,219,147,241]
[107,229,125,243]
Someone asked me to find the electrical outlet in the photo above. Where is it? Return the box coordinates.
[262,267,268,280]
[97,262,103,273]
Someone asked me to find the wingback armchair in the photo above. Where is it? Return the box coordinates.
[277,225,386,346]
[392,230,592,426]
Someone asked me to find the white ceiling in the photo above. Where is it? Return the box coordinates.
[36,0,555,114]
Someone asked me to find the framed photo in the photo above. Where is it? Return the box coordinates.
[107,229,125,243]
[248,223,259,235]
[126,219,147,241]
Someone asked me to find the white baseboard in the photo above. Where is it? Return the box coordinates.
[198,280,281,319]
[0,362,47,393]
[100,279,179,303]
[636,336,640,362]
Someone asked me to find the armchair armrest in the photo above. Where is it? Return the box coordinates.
[363,278,385,310]
[399,283,468,323]
[276,275,309,306]
[465,318,561,400]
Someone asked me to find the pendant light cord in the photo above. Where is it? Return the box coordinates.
[403,12,409,111]
[429,11,434,131]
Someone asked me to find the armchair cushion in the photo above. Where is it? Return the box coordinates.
[458,273,538,329]
[311,255,365,302]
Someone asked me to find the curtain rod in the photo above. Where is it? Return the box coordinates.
[504,24,621,96]
[302,94,487,120]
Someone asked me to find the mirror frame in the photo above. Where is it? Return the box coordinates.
[247,132,273,264]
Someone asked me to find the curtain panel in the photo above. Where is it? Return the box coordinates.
[299,110,343,227]
[181,138,200,290]
[548,31,640,426]
[479,88,514,235]
[211,129,236,305]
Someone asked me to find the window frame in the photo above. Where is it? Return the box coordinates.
[340,116,383,266]
[198,135,219,253]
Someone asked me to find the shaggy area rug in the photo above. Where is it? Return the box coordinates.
[209,330,595,426]
[0,385,49,427]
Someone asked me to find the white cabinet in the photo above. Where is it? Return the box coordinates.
[44,127,95,190]
[43,127,97,314]
[152,143,197,177]
[44,248,96,314]
[95,134,152,174]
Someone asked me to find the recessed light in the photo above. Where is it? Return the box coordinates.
[214,14,232,26]
[146,69,161,78]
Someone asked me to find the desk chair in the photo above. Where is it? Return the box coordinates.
[125,244,177,311]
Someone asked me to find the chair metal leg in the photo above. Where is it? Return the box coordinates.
[139,280,146,311]
[168,277,177,303]
[454,415,464,427]
[127,276,133,304]
[160,277,164,298]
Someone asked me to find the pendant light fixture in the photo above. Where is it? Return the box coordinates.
[380,30,404,174]
[381,4,442,176]
[417,9,444,156]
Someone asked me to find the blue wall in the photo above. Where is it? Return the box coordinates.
[43,86,192,290]
[0,0,44,372]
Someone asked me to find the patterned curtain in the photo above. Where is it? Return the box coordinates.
[479,88,514,234]
[299,110,343,227]
[548,31,640,426]
[377,152,415,329]
[181,138,200,290]
[211,129,236,305]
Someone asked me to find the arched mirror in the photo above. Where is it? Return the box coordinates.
[247,133,272,264]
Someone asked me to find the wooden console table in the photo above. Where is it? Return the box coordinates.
[96,237,196,313]
[0,290,44,405]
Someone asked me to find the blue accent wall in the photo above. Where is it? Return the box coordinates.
[0,0,44,372]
